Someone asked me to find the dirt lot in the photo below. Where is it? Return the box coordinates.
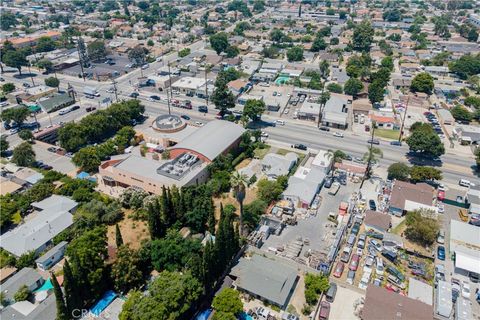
[328,284,364,320]
[107,210,150,250]
[213,188,258,220]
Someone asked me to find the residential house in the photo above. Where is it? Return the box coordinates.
[370,112,398,130]
[38,93,75,113]
[388,180,436,216]
[453,125,480,145]
[227,79,249,96]
[35,241,68,271]
[261,153,298,180]
[352,99,372,117]
[321,93,351,129]
[230,254,299,310]
[0,195,78,257]
[1,268,44,304]
[361,285,433,320]
[364,210,391,235]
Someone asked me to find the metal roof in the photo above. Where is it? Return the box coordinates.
[170,120,245,161]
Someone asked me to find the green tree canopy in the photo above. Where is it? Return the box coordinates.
[368,79,385,103]
[36,36,56,52]
[45,77,60,88]
[352,20,374,52]
[406,123,445,158]
[256,178,284,203]
[14,285,31,302]
[119,271,202,320]
[12,142,35,167]
[112,246,144,293]
[405,209,439,246]
[304,273,330,306]
[410,72,434,95]
[387,162,410,181]
[87,40,107,61]
[449,54,480,80]
[2,82,15,93]
[343,78,364,97]
[450,105,472,122]
[410,166,443,182]
[243,99,265,121]
[18,129,34,142]
[286,46,304,62]
[209,32,229,55]
[326,83,343,94]
[3,50,28,75]
[212,288,243,320]
[1,12,17,30]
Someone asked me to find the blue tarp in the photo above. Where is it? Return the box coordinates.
[90,290,117,316]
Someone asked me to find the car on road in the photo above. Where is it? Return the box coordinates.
[59,108,72,115]
[275,119,285,125]
[23,82,31,88]
[459,179,473,187]
[180,115,190,120]
[106,87,115,93]
[71,105,80,111]
[333,132,344,138]
[9,128,19,135]
[141,64,149,70]
[437,230,445,244]
[292,143,307,150]
[47,147,58,153]
[65,152,74,158]
[86,107,96,112]
[195,121,204,126]
[148,95,161,101]
[437,246,445,260]
[319,126,330,132]
[333,261,345,278]
[367,139,380,145]
[369,200,377,211]
[261,131,269,138]
[390,141,402,146]
[0,77,4,82]
[353,157,364,163]
[198,105,208,113]
[318,301,330,320]
[129,92,139,98]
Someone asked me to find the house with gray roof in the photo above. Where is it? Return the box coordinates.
[262,152,298,180]
[1,195,77,257]
[37,93,75,113]
[35,241,68,271]
[1,268,44,303]
[1,294,56,320]
[321,93,351,129]
[230,254,299,309]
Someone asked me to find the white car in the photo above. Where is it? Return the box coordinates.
[333,132,344,138]
[437,203,445,214]
[106,87,114,93]
[156,57,163,62]
[9,128,18,135]
[363,256,375,274]
[275,119,285,125]
[141,64,149,70]
[283,108,289,114]
[461,281,471,299]
[195,121,204,127]
[438,184,446,192]
[261,131,269,138]
[358,271,371,290]
[375,257,384,276]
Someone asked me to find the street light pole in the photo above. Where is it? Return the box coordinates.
[360,122,376,190]
[27,63,35,86]
[398,96,410,143]
[111,78,119,102]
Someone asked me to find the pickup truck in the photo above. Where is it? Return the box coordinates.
[328,182,340,195]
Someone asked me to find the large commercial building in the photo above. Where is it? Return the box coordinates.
[99,120,245,194]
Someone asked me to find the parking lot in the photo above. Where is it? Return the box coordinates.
[327,284,364,320]
[248,84,293,116]
[60,54,132,79]
[32,142,76,175]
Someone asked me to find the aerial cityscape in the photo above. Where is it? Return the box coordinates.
[0,0,480,319]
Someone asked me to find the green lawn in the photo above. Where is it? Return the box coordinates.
[254,145,271,159]
[375,129,400,140]
[276,148,291,156]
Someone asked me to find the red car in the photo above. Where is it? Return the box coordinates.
[333,261,345,278]
[437,190,445,201]
[319,301,330,320]
[349,254,360,271]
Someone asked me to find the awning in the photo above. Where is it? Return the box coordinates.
[28,105,41,112]
[455,250,480,273]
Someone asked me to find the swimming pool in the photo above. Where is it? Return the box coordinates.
[239,312,253,320]
[90,290,117,316]
[195,309,212,320]
[275,76,290,85]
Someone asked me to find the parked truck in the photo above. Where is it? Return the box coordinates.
[84,86,100,97]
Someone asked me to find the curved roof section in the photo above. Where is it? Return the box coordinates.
[170,120,245,161]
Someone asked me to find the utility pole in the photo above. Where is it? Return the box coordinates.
[168,62,173,101]
[360,123,376,189]
[111,78,119,102]
[204,65,209,106]
[77,37,87,82]
[398,96,410,143]
[27,63,35,86]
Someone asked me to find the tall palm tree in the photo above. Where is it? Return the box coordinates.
[231,171,248,236]
[361,146,383,188]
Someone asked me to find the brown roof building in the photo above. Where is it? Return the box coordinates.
[388,181,435,216]
[364,210,391,234]
[362,285,433,320]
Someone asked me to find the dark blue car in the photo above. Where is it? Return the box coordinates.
[437,246,445,261]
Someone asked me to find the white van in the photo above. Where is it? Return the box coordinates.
[276,119,285,125]
[459,179,472,187]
